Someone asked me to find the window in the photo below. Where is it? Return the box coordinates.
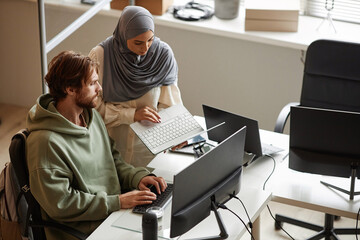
[240,0,360,24]
[304,0,360,24]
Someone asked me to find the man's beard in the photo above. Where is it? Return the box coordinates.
[75,92,97,109]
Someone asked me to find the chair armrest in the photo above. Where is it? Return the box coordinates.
[274,102,299,133]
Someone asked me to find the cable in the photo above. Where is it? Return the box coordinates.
[172,1,214,21]
[266,205,295,240]
[218,204,255,240]
[263,154,276,191]
[230,194,253,229]
[356,207,360,240]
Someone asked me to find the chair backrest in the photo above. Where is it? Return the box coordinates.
[9,129,46,240]
[300,39,360,112]
[9,130,87,240]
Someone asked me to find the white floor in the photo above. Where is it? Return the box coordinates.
[240,201,358,240]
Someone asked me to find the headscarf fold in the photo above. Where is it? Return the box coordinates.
[100,6,178,102]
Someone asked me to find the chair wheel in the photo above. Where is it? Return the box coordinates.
[275,221,283,230]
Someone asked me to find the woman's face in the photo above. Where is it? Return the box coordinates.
[126,30,154,56]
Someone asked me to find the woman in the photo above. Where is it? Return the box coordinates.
[89,6,183,167]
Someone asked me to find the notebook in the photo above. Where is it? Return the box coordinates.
[131,104,204,155]
[202,104,283,162]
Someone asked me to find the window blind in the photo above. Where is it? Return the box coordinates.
[240,0,360,24]
[304,0,360,24]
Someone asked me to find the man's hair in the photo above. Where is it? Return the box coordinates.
[45,50,98,101]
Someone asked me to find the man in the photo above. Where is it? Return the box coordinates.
[26,51,167,240]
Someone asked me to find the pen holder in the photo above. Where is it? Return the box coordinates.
[215,0,240,19]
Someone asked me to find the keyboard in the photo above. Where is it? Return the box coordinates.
[261,143,283,155]
[132,184,173,214]
[139,113,200,149]
[131,105,204,154]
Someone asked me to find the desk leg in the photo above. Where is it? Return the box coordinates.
[252,216,260,240]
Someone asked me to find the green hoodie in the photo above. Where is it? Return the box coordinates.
[26,94,150,240]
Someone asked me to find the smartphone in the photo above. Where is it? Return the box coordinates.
[184,135,206,147]
[170,135,206,155]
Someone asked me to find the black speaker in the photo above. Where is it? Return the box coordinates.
[142,212,158,240]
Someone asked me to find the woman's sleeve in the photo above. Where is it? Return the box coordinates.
[89,47,136,127]
[96,98,136,128]
[158,83,183,110]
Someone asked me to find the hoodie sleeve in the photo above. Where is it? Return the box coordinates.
[109,137,151,192]
[27,135,120,222]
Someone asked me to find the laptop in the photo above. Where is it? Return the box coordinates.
[131,104,204,155]
[202,104,283,162]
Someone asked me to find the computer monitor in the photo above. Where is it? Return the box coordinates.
[203,104,262,156]
[170,126,246,239]
[202,104,282,163]
[289,105,360,199]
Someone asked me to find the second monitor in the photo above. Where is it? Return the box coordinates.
[202,104,282,163]
[170,126,246,239]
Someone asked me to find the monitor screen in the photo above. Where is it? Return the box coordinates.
[289,105,360,178]
[170,126,246,238]
[202,104,263,158]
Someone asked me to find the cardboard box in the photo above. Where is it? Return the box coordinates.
[110,0,173,15]
[245,0,299,32]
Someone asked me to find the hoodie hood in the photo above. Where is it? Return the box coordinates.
[26,94,93,136]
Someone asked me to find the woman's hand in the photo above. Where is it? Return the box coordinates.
[138,176,167,194]
[170,141,188,151]
[119,190,156,209]
[134,106,161,123]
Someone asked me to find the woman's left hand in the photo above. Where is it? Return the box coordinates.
[134,106,161,123]
[170,141,188,151]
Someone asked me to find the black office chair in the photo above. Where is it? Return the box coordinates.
[9,129,88,240]
[273,39,360,240]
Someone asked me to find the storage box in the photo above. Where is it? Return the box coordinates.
[245,0,299,32]
[110,0,173,15]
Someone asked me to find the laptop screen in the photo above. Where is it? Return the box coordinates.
[202,104,263,157]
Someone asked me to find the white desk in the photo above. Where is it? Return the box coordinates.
[87,150,272,240]
[87,129,360,239]
[88,117,272,240]
[86,187,271,240]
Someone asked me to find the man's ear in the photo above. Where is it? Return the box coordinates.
[65,86,77,96]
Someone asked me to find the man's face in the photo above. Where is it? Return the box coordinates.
[126,30,154,56]
[75,69,102,109]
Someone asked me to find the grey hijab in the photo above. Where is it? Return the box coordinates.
[100,6,178,102]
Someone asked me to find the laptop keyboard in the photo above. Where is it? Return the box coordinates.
[132,184,173,214]
[262,143,283,155]
[138,112,201,149]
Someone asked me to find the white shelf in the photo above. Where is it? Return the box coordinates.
[39,0,360,51]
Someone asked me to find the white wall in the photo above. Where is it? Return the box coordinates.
[0,0,42,107]
[0,0,303,131]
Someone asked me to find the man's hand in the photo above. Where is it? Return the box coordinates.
[119,190,156,209]
[138,176,167,195]
[134,106,161,123]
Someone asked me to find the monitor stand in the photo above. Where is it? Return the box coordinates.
[189,200,229,240]
[320,166,360,200]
